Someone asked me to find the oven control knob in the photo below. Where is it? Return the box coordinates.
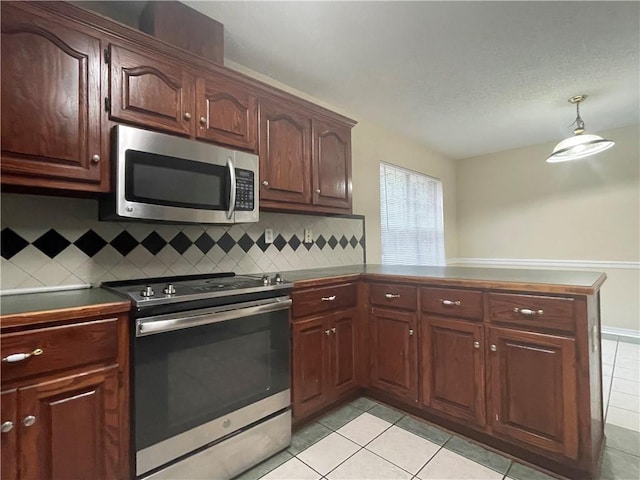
[141,286,155,298]
[262,274,271,286]
[274,274,283,284]
[163,284,176,295]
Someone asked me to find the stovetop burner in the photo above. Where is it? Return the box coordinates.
[101,272,291,308]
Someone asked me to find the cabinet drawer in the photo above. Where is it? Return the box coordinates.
[370,283,417,311]
[292,283,357,318]
[487,293,575,333]
[1,318,119,383]
[421,287,483,320]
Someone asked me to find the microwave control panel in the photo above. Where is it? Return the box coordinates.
[235,169,255,211]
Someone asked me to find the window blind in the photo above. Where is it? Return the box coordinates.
[380,162,445,266]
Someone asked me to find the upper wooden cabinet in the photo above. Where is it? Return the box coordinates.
[109,44,195,136]
[312,119,352,210]
[0,2,106,192]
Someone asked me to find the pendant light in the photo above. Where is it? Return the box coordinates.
[546,95,615,163]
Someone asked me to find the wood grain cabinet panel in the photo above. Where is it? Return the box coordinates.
[370,308,418,404]
[195,76,257,151]
[421,287,483,320]
[422,317,485,426]
[331,312,357,398]
[370,283,417,311]
[259,99,312,205]
[0,3,104,190]
[292,283,357,318]
[488,293,575,333]
[1,389,18,480]
[109,44,194,136]
[487,326,578,459]
[312,119,352,210]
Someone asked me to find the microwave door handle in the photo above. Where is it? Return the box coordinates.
[226,156,236,220]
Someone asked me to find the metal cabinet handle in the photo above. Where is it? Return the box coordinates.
[409,329,414,336]
[385,293,400,299]
[315,189,321,193]
[441,299,461,306]
[2,348,43,363]
[321,296,336,302]
[490,344,497,352]
[513,307,544,317]
[262,181,269,187]
[1,421,14,433]
[325,329,331,336]
[22,416,36,427]
[91,154,100,163]
[184,112,192,120]
[473,341,480,349]
[199,116,207,124]
[331,327,336,334]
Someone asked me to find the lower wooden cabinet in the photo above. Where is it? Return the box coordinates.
[369,307,418,404]
[421,316,485,427]
[487,326,578,459]
[1,311,130,480]
[292,310,357,420]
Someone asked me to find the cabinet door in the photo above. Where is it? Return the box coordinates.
[292,317,330,419]
[195,76,257,151]
[259,99,311,205]
[109,44,194,136]
[1,389,17,480]
[370,308,418,403]
[330,311,357,399]
[1,4,104,189]
[422,317,485,426]
[18,366,120,480]
[311,119,352,210]
[487,327,578,459]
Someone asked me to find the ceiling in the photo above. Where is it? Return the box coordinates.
[85,1,640,160]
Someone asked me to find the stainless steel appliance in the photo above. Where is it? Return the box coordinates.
[102,273,292,479]
[100,125,259,224]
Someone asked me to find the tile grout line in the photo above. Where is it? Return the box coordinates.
[604,339,620,422]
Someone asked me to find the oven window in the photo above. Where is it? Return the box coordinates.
[134,309,289,451]
[125,150,228,209]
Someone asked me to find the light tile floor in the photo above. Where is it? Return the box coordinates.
[236,337,640,480]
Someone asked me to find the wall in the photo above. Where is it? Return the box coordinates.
[455,124,640,333]
[224,60,458,264]
[0,194,364,291]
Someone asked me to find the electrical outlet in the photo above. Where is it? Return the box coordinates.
[304,228,313,243]
[264,228,274,244]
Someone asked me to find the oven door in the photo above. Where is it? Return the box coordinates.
[134,297,291,477]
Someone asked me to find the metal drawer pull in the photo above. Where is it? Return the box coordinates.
[513,308,544,317]
[1,421,14,433]
[385,293,400,299]
[331,327,336,334]
[321,296,336,302]
[473,341,480,349]
[490,344,497,352]
[409,329,414,336]
[2,348,43,363]
[22,416,36,427]
[441,299,461,306]
[325,329,331,336]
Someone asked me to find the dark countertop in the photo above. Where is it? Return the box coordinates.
[0,288,131,329]
[282,264,606,295]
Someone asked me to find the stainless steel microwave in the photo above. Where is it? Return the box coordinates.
[100,125,259,224]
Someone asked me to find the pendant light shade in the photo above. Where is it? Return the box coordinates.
[546,95,615,163]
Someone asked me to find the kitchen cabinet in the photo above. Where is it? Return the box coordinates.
[1,309,130,480]
[291,282,358,421]
[311,119,352,210]
[0,2,106,192]
[487,326,578,459]
[368,283,419,404]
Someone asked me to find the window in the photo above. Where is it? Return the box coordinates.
[379,162,445,265]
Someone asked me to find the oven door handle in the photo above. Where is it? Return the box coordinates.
[137,298,292,337]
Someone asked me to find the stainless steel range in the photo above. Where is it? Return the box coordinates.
[102,273,292,479]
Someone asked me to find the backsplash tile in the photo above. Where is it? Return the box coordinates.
[0,193,365,291]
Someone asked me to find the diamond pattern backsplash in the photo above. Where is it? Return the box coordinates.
[0,194,365,291]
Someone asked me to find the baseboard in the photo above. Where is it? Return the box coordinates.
[448,258,639,270]
[601,327,640,343]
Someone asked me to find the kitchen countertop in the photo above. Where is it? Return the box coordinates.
[0,288,131,329]
[282,264,606,295]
